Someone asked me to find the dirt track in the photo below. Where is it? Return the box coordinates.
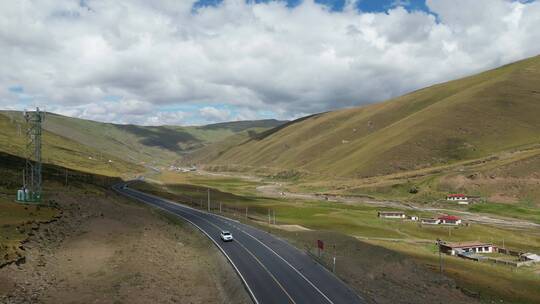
[200,170,540,229]
[0,188,250,304]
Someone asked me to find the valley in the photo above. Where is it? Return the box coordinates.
[1,54,540,303]
[3,1,540,303]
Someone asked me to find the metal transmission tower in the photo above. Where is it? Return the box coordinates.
[17,107,45,203]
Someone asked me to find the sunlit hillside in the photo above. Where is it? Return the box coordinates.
[194,55,540,180]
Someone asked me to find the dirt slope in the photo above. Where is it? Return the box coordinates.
[0,187,250,304]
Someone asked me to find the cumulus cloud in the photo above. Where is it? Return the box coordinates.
[143,111,189,126]
[199,106,232,122]
[1,0,540,125]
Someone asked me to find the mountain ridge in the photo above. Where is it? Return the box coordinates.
[189,54,540,178]
[0,110,285,174]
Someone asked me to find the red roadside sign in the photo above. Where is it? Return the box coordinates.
[317,239,324,250]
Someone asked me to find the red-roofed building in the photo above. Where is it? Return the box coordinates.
[446,194,469,204]
[438,215,462,225]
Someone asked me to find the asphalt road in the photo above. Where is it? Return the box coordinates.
[114,183,364,304]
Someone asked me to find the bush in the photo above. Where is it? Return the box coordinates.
[409,186,419,194]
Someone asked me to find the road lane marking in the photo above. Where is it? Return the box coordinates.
[120,185,360,304]
[169,205,297,304]
[211,214,336,304]
[232,237,297,304]
[114,187,261,304]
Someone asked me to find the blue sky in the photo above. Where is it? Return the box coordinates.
[195,0,430,12]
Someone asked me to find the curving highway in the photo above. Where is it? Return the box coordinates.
[114,183,363,304]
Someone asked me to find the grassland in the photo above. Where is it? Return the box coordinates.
[468,203,540,224]
[367,239,540,304]
[135,171,540,303]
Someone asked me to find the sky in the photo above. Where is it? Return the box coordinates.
[1,0,540,126]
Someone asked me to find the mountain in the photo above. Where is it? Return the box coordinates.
[0,111,285,175]
[0,112,140,176]
[190,55,540,179]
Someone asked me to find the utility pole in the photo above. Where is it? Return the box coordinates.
[207,188,210,212]
[273,209,276,225]
[245,207,248,219]
[17,107,45,203]
[437,239,444,274]
[332,256,336,273]
[268,209,271,224]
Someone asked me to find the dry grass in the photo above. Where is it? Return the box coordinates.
[0,199,58,266]
[191,55,540,180]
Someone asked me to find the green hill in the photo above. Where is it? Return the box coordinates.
[192,55,540,179]
[0,113,140,176]
[0,111,285,176]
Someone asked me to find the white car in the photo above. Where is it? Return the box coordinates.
[220,230,233,242]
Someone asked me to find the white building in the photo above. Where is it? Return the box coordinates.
[446,194,469,204]
[421,218,440,225]
[377,211,406,219]
[440,241,495,255]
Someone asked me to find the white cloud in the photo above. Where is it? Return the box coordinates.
[48,99,156,124]
[199,106,232,122]
[143,111,189,126]
[115,99,153,115]
[1,0,540,125]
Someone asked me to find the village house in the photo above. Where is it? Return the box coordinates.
[438,215,462,225]
[407,215,419,221]
[420,218,440,225]
[440,241,496,255]
[446,194,469,204]
[377,211,406,219]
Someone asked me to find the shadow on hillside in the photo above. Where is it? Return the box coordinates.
[0,151,123,194]
[249,114,323,141]
[116,125,200,152]
[198,119,286,133]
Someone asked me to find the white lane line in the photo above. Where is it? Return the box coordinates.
[121,185,341,304]
[169,204,297,304]
[212,215,335,304]
[115,188,260,304]
[233,236,297,304]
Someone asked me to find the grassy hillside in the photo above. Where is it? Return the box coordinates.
[193,55,540,179]
[0,113,141,176]
[0,111,284,174]
[291,145,540,209]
